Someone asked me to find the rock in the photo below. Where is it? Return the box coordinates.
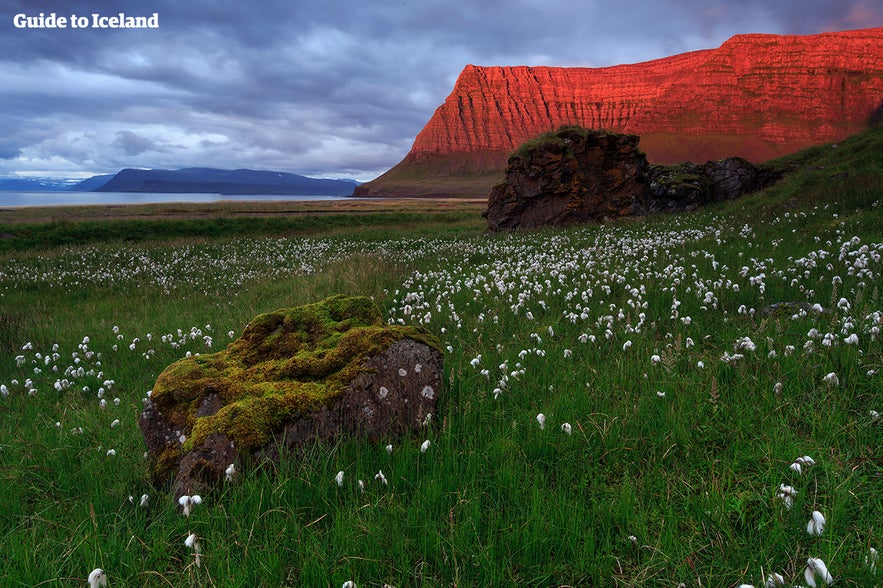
[484,126,776,230]
[139,295,443,498]
[647,157,777,212]
[484,127,652,230]
[356,28,883,197]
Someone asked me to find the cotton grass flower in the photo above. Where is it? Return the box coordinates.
[178,494,202,517]
[822,372,839,386]
[139,493,149,507]
[184,532,202,567]
[225,463,236,482]
[806,510,826,535]
[866,547,879,573]
[804,557,834,587]
[88,568,108,588]
[789,455,815,474]
[420,439,431,453]
[342,581,356,588]
[765,572,785,587]
[536,413,546,430]
[375,470,388,485]
[335,470,344,487]
[776,484,797,509]
[561,422,572,435]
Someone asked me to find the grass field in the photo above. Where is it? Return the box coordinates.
[0,127,881,587]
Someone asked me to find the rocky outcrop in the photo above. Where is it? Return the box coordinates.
[484,127,774,231]
[358,27,883,198]
[139,295,442,497]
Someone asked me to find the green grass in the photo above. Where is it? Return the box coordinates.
[0,128,881,587]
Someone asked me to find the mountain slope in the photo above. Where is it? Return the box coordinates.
[357,27,883,198]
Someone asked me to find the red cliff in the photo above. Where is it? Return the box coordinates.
[356,27,883,197]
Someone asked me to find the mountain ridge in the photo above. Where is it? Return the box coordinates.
[356,27,883,198]
[94,167,358,195]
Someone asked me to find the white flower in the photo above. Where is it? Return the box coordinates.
[822,372,839,386]
[106,449,116,457]
[765,572,785,587]
[110,419,120,428]
[790,455,815,474]
[88,568,108,588]
[342,582,357,588]
[697,361,705,369]
[866,547,878,573]
[536,413,546,430]
[563,349,572,359]
[844,333,859,345]
[335,470,345,487]
[806,510,826,535]
[225,463,236,482]
[804,557,833,587]
[650,354,661,364]
[375,470,388,485]
[178,494,202,517]
[561,422,572,435]
[385,443,393,454]
[622,340,632,351]
[871,410,880,422]
[656,391,666,398]
[139,493,149,507]
[184,532,202,567]
[776,484,797,509]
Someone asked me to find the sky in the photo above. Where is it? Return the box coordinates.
[2,0,882,182]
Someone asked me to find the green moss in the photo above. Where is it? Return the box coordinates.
[511,125,615,160]
[152,295,440,459]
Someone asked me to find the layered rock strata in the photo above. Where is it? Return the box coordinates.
[357,27,883,197]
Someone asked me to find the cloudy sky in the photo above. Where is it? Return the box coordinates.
[2,0,881,182]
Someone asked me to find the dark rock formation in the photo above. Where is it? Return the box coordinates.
[357,27,883,197]
[484,126,776,231]
[483,127,651,230]
[646,157,778,212]
[139,295,442,498]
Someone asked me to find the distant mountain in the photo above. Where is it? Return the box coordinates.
[68,174,115,191]
[94,167,359,195]
[0,177,80,191]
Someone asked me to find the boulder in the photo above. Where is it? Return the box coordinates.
[484,126,777,230]
[646,157,770,212]
[139,295,443,498]
[484,127,652,230]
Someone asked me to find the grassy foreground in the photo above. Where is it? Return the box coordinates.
[0,129,881,587]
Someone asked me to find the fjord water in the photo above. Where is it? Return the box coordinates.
[0,191,354,207]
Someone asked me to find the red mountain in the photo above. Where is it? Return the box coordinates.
[356,27,883,198]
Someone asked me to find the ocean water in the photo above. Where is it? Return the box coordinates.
[0,192,356,207]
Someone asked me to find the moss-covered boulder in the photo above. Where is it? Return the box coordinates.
[139,295,443,497]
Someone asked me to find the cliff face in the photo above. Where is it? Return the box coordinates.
[357,27,883,197]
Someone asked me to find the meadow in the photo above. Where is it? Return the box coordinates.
[0,129,881,587]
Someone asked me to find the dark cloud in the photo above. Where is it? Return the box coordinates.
[114,130,161,156]
[1,0,880,180]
